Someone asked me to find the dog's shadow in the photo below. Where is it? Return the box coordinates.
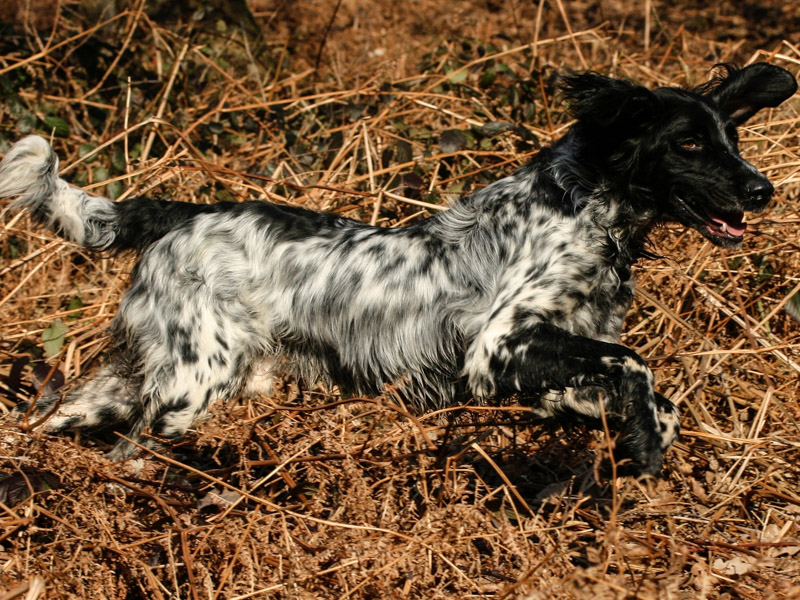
[430,411,625,506]
[12,390,646,514]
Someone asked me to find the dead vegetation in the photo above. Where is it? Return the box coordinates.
[0,1,799,598]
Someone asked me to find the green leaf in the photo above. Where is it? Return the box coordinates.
[394,139,412,164]
[447,68,468,84]
[72,171,88,187]
[67,296,83,321]
[447,181,466,196]
[461,129,476,149]
[42,319,69,357]
[225,132,247,146]
[479,67,496,88]
[215,188,235,202]
[44,115,70,137]
[112,146,127,173]
[481,121,513,137]
[408,126,432,140]
[7,235,26,259]
[107,180,124,200]
[78,143,96,158]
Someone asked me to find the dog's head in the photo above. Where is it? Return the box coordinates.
[561,64,797,248]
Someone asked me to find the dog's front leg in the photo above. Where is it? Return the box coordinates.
[465,322,679,475]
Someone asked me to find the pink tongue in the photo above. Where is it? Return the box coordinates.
[710,214,746,237]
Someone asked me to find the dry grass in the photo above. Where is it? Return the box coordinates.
[1,1,800,598]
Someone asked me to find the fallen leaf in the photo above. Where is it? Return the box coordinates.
[0,471,61,506]
[438,129,467,153]
[198,487,242,510]
[713,555,755,576]
[42,319,69,357]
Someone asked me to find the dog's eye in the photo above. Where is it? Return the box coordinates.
[679,139,702,151]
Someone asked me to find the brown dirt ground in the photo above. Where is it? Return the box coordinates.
[1,1,800,598]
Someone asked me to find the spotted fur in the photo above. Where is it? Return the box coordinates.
[1,63,795,475]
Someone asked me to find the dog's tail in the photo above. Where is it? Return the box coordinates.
[0,135,119,248]
[0,135,216,252]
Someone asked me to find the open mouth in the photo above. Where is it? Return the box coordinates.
[704,208,746,240]
[675,196,747,245]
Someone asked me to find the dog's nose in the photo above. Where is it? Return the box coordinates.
[747,179,774,206]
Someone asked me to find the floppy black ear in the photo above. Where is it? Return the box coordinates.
[560,72,658,132]
[706,63,797,125]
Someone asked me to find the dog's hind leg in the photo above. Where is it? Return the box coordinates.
[107,360,244,459]
[466,322,679,476]
[243,357,278,397]
[106,305,262,459]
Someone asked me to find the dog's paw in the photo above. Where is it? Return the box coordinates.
[654,393,680,451]
[11,394,59,421]
[612,397,678,478]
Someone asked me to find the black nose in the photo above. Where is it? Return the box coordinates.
[746,178,774,208]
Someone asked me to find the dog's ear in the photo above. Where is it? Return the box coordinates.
[705,63,797,125]
[560,72,657,132]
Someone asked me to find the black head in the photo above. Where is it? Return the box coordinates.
[561,64,797,248]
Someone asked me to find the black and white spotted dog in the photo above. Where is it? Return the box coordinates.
[1,63,795,475]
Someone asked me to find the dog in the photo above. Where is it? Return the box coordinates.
[1,63,795,475]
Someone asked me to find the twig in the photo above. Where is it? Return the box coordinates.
[141,42,190,164]
[314,0,344,71]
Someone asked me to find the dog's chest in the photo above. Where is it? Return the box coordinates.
[577,261,634,341]
[520,223,635,343]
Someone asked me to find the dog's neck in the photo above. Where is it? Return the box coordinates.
[544,131,659,264]
[423,129,659,275]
